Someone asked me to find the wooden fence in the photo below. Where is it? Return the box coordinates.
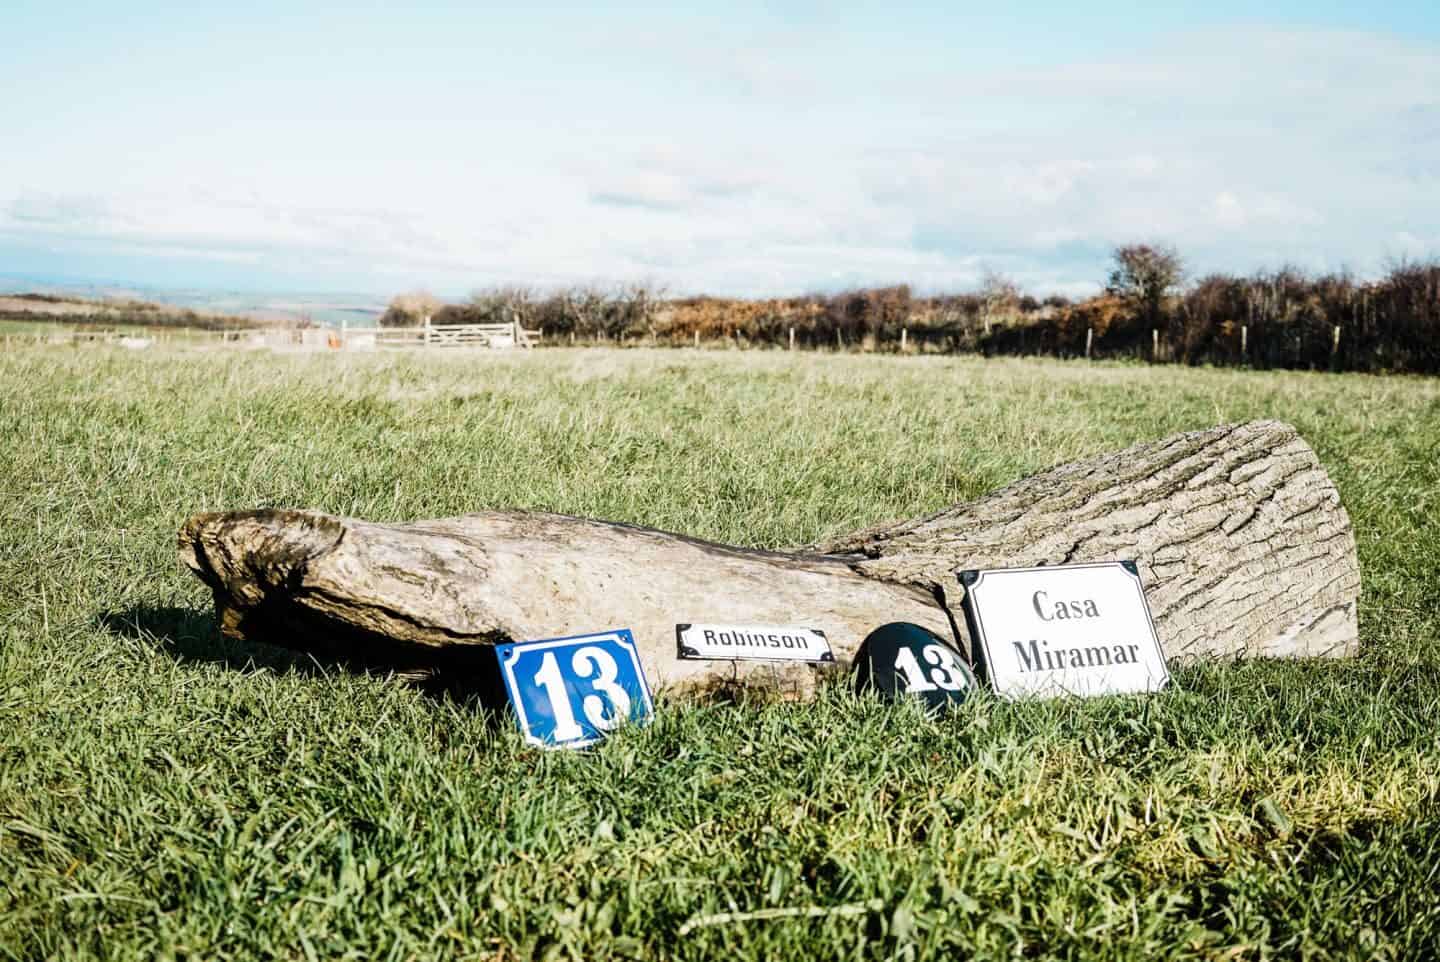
[0,321,542,351]
[0,320,1376,372]
[367,322,541,348]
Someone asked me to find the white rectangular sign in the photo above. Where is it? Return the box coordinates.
[675,623,834,663]
[959,561,1169,699]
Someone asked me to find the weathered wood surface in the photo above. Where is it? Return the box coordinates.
[179,509,950,696]
[179,419,1359,697]
[819,418,1360,662]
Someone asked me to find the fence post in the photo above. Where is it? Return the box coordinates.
[694,330,700,349]
[836,329,843,351]
[1332,324,1341,356]
[1085,327,1093,359]
[1152,329,1159,361]
[900,327,907,352]
[1241,325,1247,359]
[789,327,795,351]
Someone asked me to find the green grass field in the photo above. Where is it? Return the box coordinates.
[3,346,1439,960]
[0,320,229,340]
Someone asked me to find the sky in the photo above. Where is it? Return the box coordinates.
[1,1,1437,298]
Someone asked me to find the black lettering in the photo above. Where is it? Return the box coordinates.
[1083,600,1100,617]
[1084,646,1111,667]
[1013,640,1040,671]
[703,630,716,645]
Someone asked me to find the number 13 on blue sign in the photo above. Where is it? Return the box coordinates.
[495,630,655,749]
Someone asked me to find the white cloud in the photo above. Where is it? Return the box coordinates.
[1213,192,1246,229]
[0,26,1435,295]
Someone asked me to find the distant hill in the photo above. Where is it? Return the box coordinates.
[0,276,387,327]
[0,292,277,330]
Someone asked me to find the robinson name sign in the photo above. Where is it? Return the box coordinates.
[958,561,1169,699]
[676,623,834,663]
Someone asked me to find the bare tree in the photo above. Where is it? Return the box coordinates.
[1107,243,1184,328]
[980,269,1021,332]
[467,287,537,326]
[618,281,665,340]
[380,290,442,327]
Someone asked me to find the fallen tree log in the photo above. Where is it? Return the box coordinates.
[178,419,1359,698]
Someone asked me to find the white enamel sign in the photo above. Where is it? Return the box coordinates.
[675,623,834,663]
[959,562,1169,699]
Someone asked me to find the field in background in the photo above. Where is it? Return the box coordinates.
[0,288,386,329]
[2,347,1439,960]
[11,250,1440,373]
[381,255,1440,374]
[0,293,271,333]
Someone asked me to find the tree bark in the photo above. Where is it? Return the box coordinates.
[179,419,1359,698]
[819,418,1359,660]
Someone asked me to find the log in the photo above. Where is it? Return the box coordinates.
[818,419,1359,662]
[178,420,1359,698]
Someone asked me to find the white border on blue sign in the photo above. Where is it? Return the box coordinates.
[497,629,656,750]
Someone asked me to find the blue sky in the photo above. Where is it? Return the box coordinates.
[2,1,1436,297]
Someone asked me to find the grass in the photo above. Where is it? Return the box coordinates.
[2,345,1439,961]
[0,320,232,340]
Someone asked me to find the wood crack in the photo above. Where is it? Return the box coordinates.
[179,419,1360,695]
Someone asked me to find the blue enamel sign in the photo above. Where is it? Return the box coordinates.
[495,630,655,749]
